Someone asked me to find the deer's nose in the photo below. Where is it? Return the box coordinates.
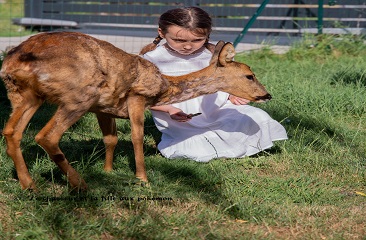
[256,93,272,101]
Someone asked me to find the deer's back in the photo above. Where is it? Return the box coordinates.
[0,32,166,117]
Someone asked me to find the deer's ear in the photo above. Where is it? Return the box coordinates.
[218,43,236,66]
[209,41,225,66]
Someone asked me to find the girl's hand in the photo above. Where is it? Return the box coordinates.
[229,95,251,105]
[168,108,191,122]
[167,107,191,122]
[150,105,191,122]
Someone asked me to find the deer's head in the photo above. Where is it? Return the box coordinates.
[210,41,271,102]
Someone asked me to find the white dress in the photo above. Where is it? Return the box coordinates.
[143,45,288,162]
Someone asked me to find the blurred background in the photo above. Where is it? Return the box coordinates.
[0,0,365,54]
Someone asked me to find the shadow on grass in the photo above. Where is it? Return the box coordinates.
[12,133,159,184]
[330,68,366,87]
[0,98,11,127]
[2,103,159,190]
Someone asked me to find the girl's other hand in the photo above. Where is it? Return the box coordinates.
[229,95,251,105]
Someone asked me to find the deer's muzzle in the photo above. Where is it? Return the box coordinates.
[255,93,272,102]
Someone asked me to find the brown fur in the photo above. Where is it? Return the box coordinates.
[0,32,270,190]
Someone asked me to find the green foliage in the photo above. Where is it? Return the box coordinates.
[285,33,366,61]
[1,35,366,239]
[0,0,33,37]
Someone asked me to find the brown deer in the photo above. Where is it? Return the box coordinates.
[0,32,271,191]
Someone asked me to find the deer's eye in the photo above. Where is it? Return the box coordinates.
[246,75,254,81]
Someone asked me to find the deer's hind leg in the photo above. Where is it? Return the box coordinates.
[35,106,90,191]
[96,114,117,172]
[2,90,43,190]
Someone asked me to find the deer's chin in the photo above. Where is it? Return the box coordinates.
[254,99,270,103]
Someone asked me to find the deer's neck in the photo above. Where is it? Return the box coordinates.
[153,66,226,106]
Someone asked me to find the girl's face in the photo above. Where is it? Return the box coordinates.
[159,25,208,55]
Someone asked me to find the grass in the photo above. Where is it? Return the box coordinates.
[1,34,366,239]
[0,0,32,37]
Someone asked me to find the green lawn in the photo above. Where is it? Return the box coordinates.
[0,34,365,239]
[0,0,32,37]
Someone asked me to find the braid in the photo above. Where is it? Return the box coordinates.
[204,36,215,53]
[139,35,163,55]
[153,35,163,45]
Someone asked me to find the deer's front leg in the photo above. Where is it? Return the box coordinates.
[127,95,147,182]
[96,114,117,172]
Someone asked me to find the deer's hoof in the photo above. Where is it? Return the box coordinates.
[20,178,37,192]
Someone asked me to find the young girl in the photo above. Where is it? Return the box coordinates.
[141,7,287,162]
